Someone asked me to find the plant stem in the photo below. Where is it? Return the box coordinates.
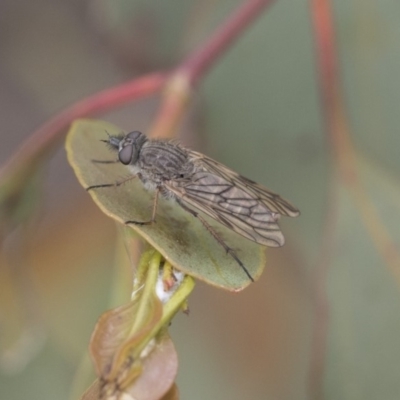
[149,0,276,138]
[129,251,161,334]
[0,73,166,183]
[179,0,276,86]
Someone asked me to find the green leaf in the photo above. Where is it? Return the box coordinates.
[66,119,266,290]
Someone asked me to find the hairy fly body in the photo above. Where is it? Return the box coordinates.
[87,131,300,281]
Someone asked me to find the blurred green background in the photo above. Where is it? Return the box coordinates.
[1,0,400,399]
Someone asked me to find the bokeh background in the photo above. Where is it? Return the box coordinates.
[1,1,400,399]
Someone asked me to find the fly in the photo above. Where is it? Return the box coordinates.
[87,131,300,282]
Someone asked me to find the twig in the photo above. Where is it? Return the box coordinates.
[179,0,276,85]
[149,0,277,138]
[0,73,166,184]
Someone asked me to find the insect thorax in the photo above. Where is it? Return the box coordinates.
[135,140,195,186]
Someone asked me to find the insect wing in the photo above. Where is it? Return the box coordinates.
[190,151,300,217]
[166,153,298,247]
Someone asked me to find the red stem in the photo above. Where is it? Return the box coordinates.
[149,0,276,138]
[311,0,342,146]
[308,0,341,399]
[0,73,166,178]
[179,0,276,85]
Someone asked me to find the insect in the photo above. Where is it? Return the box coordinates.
[87,131,300,281]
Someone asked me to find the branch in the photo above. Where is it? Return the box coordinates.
[179,0,276,86]
[0,73,166,183]
[149,0,276,138]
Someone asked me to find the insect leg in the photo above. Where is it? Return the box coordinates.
[175,198,254,282]
[125,188,160,226]
[86,175,137,191]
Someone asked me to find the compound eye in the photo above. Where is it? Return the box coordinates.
[127,131,142,140]
[119,144,133,165]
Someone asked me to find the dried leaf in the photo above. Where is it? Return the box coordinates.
[82,333,178,400]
